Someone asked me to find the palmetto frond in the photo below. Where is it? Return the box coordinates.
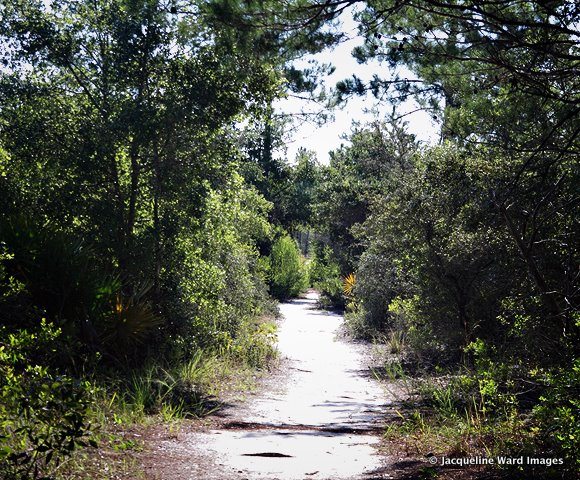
[343,273,356,297]
[104,285,163,349]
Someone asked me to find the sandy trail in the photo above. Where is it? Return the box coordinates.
[149,292,391,480]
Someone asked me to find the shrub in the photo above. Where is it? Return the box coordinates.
[0,321,94,480]
[0,217,165,363]
[268,235,308,300]
[532,358,580,473]
[308,244,344,309]
[164,182,274,356]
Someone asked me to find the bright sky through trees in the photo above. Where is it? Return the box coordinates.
[276,6,440,164]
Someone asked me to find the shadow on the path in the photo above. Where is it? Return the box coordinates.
[220,420,385,435]
[305,309,343,317]
[284,298,316,306]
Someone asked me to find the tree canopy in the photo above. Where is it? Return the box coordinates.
[0,1,578,477]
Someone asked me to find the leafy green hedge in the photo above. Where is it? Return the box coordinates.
[308,244,344,309]
[0,321,94,480]
[268,235,308,300]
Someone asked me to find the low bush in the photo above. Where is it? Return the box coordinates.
[0,321,94,480]
[381,338,579,478]
[532,357,580,473]
[268,235,308,300]
[308,244,344,309]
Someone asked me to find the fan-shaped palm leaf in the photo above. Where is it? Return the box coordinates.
[343,273,356,297]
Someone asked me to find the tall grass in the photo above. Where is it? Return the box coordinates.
[91,317,278,426]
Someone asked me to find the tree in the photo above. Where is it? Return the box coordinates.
[332,0,579,344]
[0,0,286,359]
[0,0,279,282]
[239,110,293,227]
[316,118,417,273]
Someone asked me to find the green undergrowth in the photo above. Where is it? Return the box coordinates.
[374,337,578,479]
[308,243,344,310]
[0,317,278,480]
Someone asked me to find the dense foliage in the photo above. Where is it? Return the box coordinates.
[0,322,94,479]
[268,234,309,301]
[0,0,578,477]
[0,0,322,476]
[308,243,343,309]
[309,1,579,474]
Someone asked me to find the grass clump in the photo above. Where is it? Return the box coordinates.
[378,340,579,479]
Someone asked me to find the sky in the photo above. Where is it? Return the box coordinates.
[274,7,440,164]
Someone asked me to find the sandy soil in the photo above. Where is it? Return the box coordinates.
[138,292,415,480]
